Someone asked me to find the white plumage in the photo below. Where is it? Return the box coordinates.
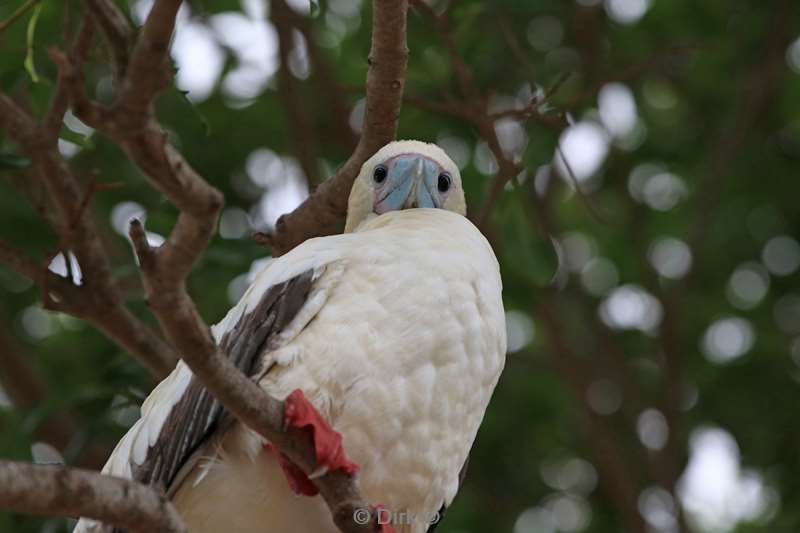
[75,141,506,533]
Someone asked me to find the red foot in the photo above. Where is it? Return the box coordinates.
[264,389,358,497]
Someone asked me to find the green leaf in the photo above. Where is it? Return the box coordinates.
[23,2,42,83]
[0,152,31,170]
[59,128,94,149]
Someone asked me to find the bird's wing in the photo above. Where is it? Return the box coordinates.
[98,236,351,490]
[76,271,315,533]
[133,270,317,490]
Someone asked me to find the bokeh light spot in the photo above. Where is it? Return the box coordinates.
[506,310,535,353]
[637,408,668,450]
[701,317,755,363]
[786,37,800,74]
[514,507,556,533]
[604,0,651,25]
[580,257,619,296]
[599,284,663,332]
[219,207,251,240]
[726,262,769,310]
[598,82,637,138]
[555,122,610,182]
[639,486,677,531]
[586,379,622,415]
[648,237,692,279]
[761,235,800,276]
[679,427,773,531]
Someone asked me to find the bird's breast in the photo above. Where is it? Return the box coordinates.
[261,224,505,527]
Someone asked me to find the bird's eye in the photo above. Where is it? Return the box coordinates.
[438,172,452,193]
[373,165,388,184]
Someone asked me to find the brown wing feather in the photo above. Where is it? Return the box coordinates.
[129,269,314,492]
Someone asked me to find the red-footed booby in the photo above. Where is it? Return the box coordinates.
[75,140,506,533]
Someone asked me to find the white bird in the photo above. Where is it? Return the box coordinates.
[75,140,506,533]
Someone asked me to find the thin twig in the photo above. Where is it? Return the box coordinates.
[554,143,607,224]
[409,0,476,100]
[0,0,41,33]
[84,0,133,76]
[0,95,178,378]
[272,0,321,185]
[44,18,96,141]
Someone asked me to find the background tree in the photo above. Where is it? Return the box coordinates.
[0,0,799,532]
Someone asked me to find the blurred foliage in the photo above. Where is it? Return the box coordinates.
[1,0,799,532]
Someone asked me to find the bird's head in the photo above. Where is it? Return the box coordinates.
[345,140,466,232]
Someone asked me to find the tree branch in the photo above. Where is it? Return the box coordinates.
[0,95,178,378]
[0,239,40,280]
[51,1,224,288]
[116,0,181,118]
[52,3,224,279]
[0,10,182,378]
[84,0,133,76]
[0,0,41,33]
[0,461,187,533]
[44,17,96,141]
[263,0,409,255]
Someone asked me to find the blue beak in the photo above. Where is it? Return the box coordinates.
[374,155,442,214]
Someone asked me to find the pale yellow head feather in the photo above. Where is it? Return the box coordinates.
[344,140,465,232]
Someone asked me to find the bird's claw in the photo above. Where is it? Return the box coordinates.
[308,465,329,480]
[265,389,358,496]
